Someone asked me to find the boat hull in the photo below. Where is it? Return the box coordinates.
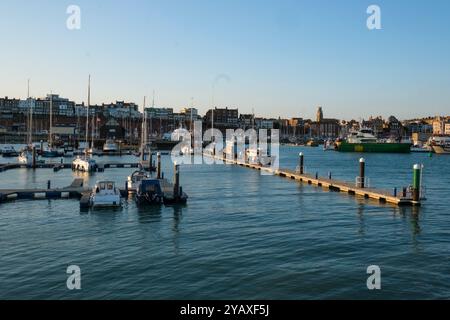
[432,146,450,154]
[337,142,411,153]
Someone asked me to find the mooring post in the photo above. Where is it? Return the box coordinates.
[359,158,365,188]
[32,146,36,169]
[393,187,397,197]
[315,172,318,179]
[412,164,421,202]
[47,180,51,190]
[328,171,332,180]
[125,181,128,193]
[173,163,180,199]
[299,152,304,174]
[40,140,43,153]
[157,152,161,179]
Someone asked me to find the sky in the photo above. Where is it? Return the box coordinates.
[0,0,449,120]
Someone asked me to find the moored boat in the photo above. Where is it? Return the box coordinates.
[432,144,450,154]
[90,181,122,208]
[127,170,150,191]
[336,128,411,153]
[0,146,19,157]
[103,139,119,153]
[72,156,97,172]
[135,179,164,205]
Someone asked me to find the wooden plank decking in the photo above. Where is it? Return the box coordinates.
[208,154,420,206]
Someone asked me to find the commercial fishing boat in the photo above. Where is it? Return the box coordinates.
[90,181,122,208]
[336,128,411,153]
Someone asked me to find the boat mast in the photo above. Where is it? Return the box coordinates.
[27,79,33,146]
[49,92,53,147]
[85,75,90,157]
[190,97,194,133]
[150,90,154,139]
[91,83,95,150]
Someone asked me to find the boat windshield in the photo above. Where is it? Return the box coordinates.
[98,182,115,190]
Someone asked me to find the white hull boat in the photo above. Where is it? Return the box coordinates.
[90,181,122,208]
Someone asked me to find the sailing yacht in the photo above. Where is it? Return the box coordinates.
[18,81,39,165]
[42,94,62,157]
[72,75,97,172]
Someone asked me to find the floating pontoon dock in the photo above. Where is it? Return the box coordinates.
[207,153,423,207]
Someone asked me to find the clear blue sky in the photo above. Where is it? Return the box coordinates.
[1,0,449,120]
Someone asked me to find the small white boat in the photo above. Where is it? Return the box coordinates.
[18,150,33,164]
[323,139,335,151]
[127,170,150,191]
[90,181,122,208]
[103,139,119,153]
[72,156,97,172]
[0,145,15,154]
[0,145,19,157]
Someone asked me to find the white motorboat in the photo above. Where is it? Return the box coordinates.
[18,150,33,164]
[323,139,335,151]
[127,170,150,191]
[0,145,17,155]
[90,181,122,208]
[103,139,119,153]
[72,156,97,172]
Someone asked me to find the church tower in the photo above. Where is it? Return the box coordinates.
[316,107,323,123]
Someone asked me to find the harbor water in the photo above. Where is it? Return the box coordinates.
[0,146,449,299]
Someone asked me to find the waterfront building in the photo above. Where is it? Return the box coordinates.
[205,107,239,128]
[103,101,141,119]
[239,114,254,129]
[146,107,174,120]
[29,94,76,117]
[254,117,275,130]
[432,116,450,135]
[0,97,21,114]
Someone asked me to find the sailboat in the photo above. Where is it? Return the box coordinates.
[87,98,98,155]
[42,93,63,157]
[18,80,39,165]
[127,97,150,186]
[72,75,97,172]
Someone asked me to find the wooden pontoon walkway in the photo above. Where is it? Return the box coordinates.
[0,179,89,203]
[208,154,421,206]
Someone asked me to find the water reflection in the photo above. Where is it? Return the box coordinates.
[356,203,366,236]
[137,205,162,224]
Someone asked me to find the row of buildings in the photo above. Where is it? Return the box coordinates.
[1,94,449,143]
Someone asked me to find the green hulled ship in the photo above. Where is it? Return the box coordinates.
[336,128,411,153]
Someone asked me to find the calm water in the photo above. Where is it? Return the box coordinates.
[0,145,449,299]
